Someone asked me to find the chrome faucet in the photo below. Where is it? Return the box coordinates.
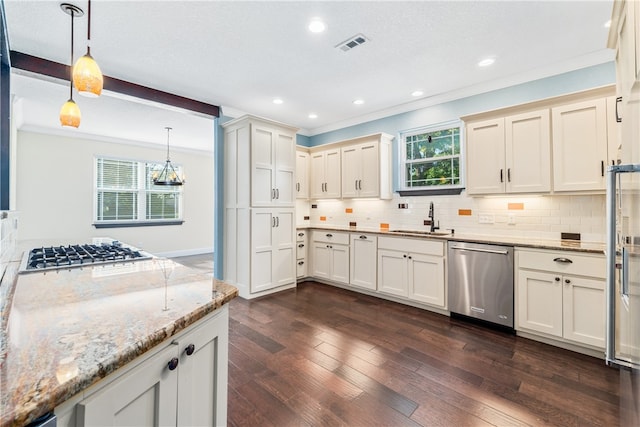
[428,201,440,233]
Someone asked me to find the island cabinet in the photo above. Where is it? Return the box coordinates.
[350,233,378,290]
[75,306,229,427]
[465,109,551,195]
[515,249,606,349]
[223,115,298,298]
[377,237,446,308]
[340,135,393,199]
[311,231,349,284]
[310,148,341,199]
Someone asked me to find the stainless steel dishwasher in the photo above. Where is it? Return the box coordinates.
[447,241,514,328]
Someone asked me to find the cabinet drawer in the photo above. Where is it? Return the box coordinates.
[296,242,306,258]
[296,260,307,277]
[517,249,605,278]
[296,230,306,242]
[378,236,444,256]
[311,230,349,245]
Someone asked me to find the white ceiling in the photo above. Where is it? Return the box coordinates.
[5,0,615,151]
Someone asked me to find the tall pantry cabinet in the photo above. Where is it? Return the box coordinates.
[222,115,299,299]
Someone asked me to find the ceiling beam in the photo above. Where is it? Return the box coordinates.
[9,51,220,117]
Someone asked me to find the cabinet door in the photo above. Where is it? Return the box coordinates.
[251,210,275,293]
[407,253,445,308]
[606,96,621,166]
[358,142,380,198]
[377,249,408,297]
[77,344,179,427]
[177,307,229,427]
[251,125,276,207]
[516,269,563,337]
[505,109,551,193]
[324,149,342,198]
[274,131,295,206]
[273,209,296,287]
[552,99,608,191]
[350,234,377,290]
[310,152,326,199]
[466,118,506,195]
[295,150,309,199]
[562,276,605,348]
[341,146,360,198]
[311,243,332,280]
[331,244,350,284]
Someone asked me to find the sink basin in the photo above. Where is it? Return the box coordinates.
[389,229,451,236]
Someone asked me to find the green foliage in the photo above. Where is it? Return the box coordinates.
[404,126,461,187]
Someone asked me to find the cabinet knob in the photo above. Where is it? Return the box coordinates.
[359,235,367,239]
[565,279,571,284]
[555,277,561,282]
[167,357,179,371]
[299,244,305,248]
[403,254,407,258]
[326,233,333,237]
[298,232,304,237]
[185,344,195,356]
[298,261,304,265]
[408,256,412,260]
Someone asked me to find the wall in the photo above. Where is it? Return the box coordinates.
[16,131,214,256]
[296,63,615,243]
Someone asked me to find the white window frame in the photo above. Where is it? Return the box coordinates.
[93,156,184,226]
[398,120,464,192]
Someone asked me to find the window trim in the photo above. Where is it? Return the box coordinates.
[93,155,184,226]
[397,120,465,194]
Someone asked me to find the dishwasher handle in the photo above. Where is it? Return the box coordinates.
[450,246,509,255]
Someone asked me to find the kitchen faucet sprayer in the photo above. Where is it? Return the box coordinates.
[428,201,440,233]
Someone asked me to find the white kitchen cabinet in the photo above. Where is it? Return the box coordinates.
[606,96,621,166]
[78,307,229,427]
[311,231,349,284]
[377,237,446,308]
[295,149,309,200]
[296,229,308,278]
[465,109,550,195]
[341,135,393,199]
[223,115,299,299]
[350,233,377,290]
[310,149,341,199]
[516,249,606,349]
[552,99,608,192]
[251,208,296,293]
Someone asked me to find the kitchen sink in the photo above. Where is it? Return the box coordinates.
[389,229,451,236]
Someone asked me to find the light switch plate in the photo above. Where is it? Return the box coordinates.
[478,213,495,224]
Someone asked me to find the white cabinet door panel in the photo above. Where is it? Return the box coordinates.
[466,118,505,195]
[331,244,350,284]
[359,142,380,198]
[341,146,359,198]
[324,150,342,198]
[378,249,408,297]
[251,126,276,206]
[408,253,445,307]
[562,276,606,348]
[517,269,563,337]
[350,234,377,290]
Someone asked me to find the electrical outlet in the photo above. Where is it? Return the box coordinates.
[508,214,516,225]
[478,214,495,224]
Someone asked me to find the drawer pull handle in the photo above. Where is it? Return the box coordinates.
[298,244,305,248]
[298,232,304,237]
[326,233,333,237]
[359,235,367,239]
[553,257,573,264]
[298,261,304,265]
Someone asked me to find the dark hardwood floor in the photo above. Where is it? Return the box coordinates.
[227,281,621,426]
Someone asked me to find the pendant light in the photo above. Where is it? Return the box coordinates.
[59,3,84,128]
[73,0,103,97]
[152,127,185,186]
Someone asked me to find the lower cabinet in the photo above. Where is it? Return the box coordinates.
[516,249,606,349]
[296,230,308,278]
[350,233,377,290]
[311,231,349,284]
[377,237,446,308]
[76,306,229,427]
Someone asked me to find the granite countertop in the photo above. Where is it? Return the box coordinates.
[0,257,238,427]
[299,225,606,254]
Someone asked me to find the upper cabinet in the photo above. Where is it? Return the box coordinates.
[224,115,297,208]
[340,134,393,199]
[308,133,393,200]
[463,86,617,195]
[608,0,640,164]
[552,99,608,192]
[466,109,550,195]
[295,149,309,200]
[310,148,341,199]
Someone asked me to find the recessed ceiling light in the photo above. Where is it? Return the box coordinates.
[272,98,283,104]
[308,113,318,119]
[604,19,612,28]
[353,99,364,105]
[412,90,424,97]
[308,18,326,33]
[478,57,495,67]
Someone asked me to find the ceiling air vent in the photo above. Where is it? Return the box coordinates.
[336,33,369,52]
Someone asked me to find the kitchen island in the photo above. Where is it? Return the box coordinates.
[0,256,237,426]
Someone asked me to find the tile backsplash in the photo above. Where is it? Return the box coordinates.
[297,193,606,243]
[0,211,19,284]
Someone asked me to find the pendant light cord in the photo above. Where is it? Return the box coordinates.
[87,0,91,55]
[69,8,75,100]
[166,127,172,161]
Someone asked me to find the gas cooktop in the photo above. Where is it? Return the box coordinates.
[19,241,152,273]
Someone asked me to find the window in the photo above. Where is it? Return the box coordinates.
[399,121,463,193]
[95,157,183,225]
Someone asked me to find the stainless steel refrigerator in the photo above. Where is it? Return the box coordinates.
[606,164,640,424]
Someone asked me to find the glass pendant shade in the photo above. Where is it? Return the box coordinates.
[60,99,81,128]
[73,52,103,97]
